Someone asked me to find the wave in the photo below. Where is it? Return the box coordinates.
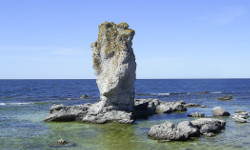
[151,93,171,96]
[211,91,222,94]
[137,91,222,96]
[0,102,34,106]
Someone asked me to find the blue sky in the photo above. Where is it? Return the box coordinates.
[0,0,249,79]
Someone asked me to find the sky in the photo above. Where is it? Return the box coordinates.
[0,0,250,79]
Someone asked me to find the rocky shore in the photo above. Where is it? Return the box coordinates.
[44,98,187,123]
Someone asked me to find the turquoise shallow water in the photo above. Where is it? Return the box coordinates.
[0,79,250,150]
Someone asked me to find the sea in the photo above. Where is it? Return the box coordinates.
[0,79,249,150]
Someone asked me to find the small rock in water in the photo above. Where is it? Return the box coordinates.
[217,95,233,100]
[212,107,230,116]
[232,111,249,123]
[80,94,88,99]
[188,112,205,117]
[196,91,209,94]
[57,139,68,145]
[49,139,76,148]
[199,105,207,108]
[184,103,200,108]
[203,132,215,137]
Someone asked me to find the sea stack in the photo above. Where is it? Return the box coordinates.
[91,21,136,111]
[44,21,136,124]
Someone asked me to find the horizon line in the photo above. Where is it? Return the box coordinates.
[0,78,250,80]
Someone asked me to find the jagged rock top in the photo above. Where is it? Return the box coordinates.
[91,21,135,75]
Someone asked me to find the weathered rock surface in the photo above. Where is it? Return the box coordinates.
[134,99,186,117]
[148,118,226,141]
[45,98,187,123]
[148,121,199,141]
[46,21,137,124]
[212,107,230,116]
[91,21,136,111]
[191,118,226,129]
[232,111,249,123]
[44,104,90,121]
[188,112,205,117]
[45,102,134,124]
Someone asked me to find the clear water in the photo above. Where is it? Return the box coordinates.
[0,79,249,150]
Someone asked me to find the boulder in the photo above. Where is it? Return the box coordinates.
[134,99,186,117]
[188,112,205,117]
[190,118,226,129]
[148,121,199,141]
[148,118,226,141]
[212,107,230,116]
[232,111,249,123]
[200,124,220,134]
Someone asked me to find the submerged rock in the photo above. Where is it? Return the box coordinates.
[148,118,226,141]
[57,139,68,145]
[80,94,88,99]
[50,139,76,148]
[217,95,233,100]
[188,112,205,117]
[184,103,200,108]
[212,107,230,116]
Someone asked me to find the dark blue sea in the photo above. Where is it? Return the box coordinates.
[0,79,249,150]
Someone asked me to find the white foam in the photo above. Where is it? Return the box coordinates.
[151,93,171,96]
[211,91,222,94]
[0,102,33,106]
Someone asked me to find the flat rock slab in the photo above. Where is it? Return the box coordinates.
[45,99,187,124]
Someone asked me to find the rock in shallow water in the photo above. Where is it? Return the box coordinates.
[188,112,205,117]
[45,98,187,123]
[232,111,249,123]
[212,107,230,116]
[148,118,226,141]
[134,99,186,117]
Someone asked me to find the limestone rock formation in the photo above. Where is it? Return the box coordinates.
[91,21,136,111]
[134,99,186,117]
[148,118,226,141]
